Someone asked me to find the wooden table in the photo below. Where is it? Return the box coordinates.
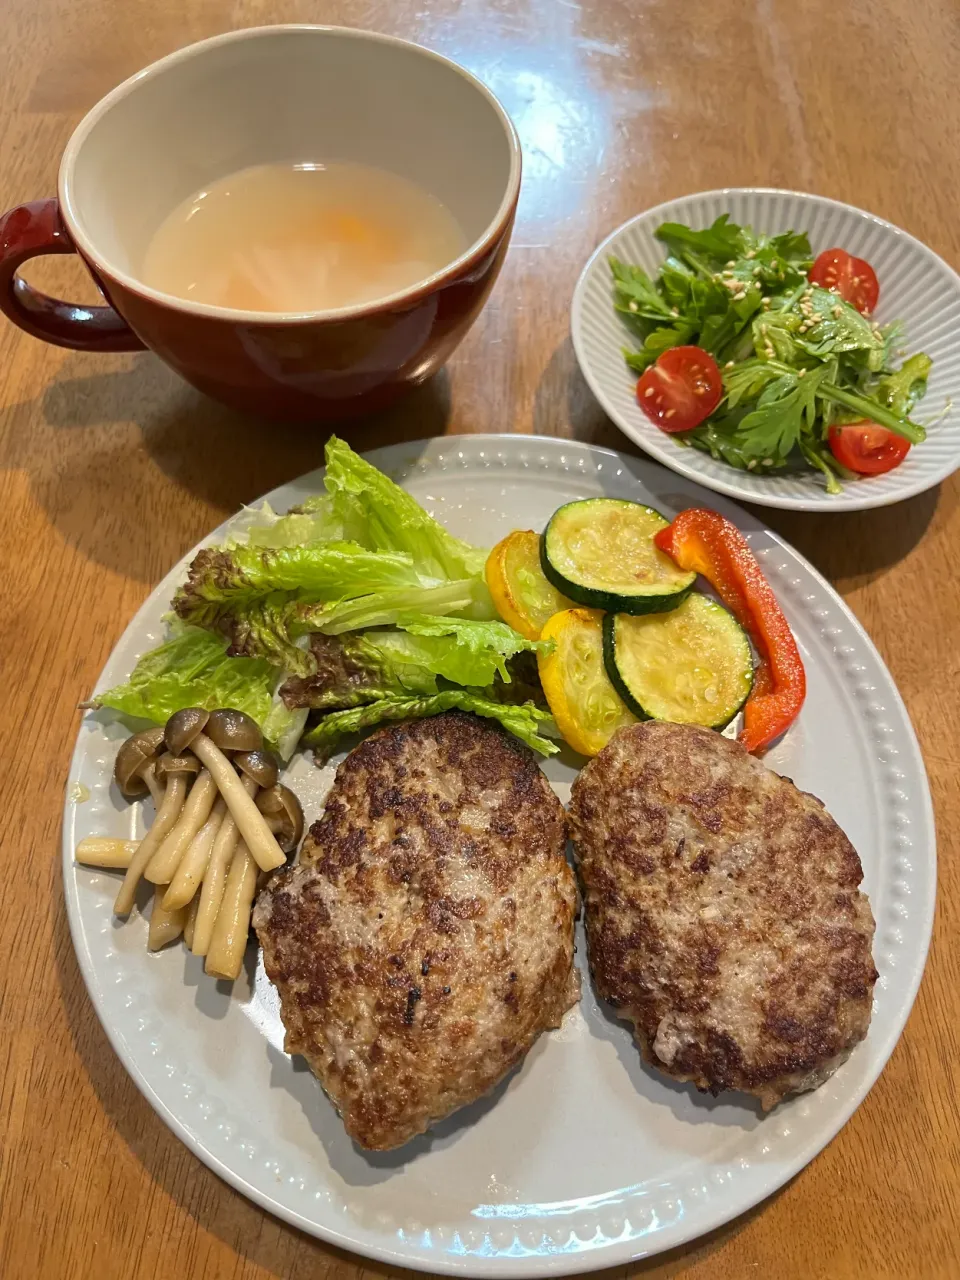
[2,1,959,1276]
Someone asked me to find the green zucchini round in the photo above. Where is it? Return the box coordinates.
[541,498,695,615]
[602,594,753,729]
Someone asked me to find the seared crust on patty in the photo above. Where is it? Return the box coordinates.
[254,711,579,1149]
[569,721,877,1110]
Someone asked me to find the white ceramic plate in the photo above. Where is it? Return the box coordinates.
[571,188,960,511]
[64,436,935,1275]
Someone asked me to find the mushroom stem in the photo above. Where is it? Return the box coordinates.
[190,733,285,872]
[205,839,257,980]
[144,769,219,885]
[147,885,187,950]
[142,762,165,807]
[183,894,200,950]
[114,774,188,916]
[161,797,227,911]
[191,775,258,958]
[76,837,139,869]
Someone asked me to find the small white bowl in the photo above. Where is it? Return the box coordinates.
[571,188,960,511]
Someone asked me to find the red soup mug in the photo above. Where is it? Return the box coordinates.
[0,26,521,421]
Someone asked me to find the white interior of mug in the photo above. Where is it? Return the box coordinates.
[59,25,520,320]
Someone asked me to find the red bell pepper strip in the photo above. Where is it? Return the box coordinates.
[653,509,805,753]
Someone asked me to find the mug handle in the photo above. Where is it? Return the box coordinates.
[0,198,145,351]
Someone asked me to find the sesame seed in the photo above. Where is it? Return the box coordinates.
[764,346,775,359]
[770,259,778,268]
[671,307,679,316]
[762,297,771,308]
[725,260,735,268]
[762,458,774,466]
[746,249,756,259]
[725,360,735,369]
[664,408,676,418]
[734,292,746,301]
[747,460,757,469]
[628,301,638,312]
[797,367,806,377]
[832,305,843,318]
[644,386,655,397]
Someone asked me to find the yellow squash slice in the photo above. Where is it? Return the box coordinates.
[485,530,573,640]
[538,608,636,756]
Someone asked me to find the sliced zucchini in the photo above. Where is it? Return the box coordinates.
[485,530,574,640]
[538,608,636,756]
[603,593,753,729]
[541,498,695,615]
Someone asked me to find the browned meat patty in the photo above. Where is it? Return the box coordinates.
[569,721,877,1110]
[253,711,579,1149]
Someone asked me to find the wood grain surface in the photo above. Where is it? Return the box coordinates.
[2,1,959,1276]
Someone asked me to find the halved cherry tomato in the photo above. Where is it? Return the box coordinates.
[808,248,880,315]
[636,345,723,433]
[828,421,910,475]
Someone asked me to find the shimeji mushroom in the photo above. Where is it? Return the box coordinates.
[183,895,201,950]
[205,709,263,753]
[204,839,259,980]
[190,773,259,958]
[204,781,302,979]
[144,761,218,885]
[113,727,165,798]
[85,706,305,979]
[75,837,139,869]
[164,709,286,872]
[234,750,279,790]
[256,784,304,854]
[162,796,228,911]
[114,750,193,917]
[147,886,187,950]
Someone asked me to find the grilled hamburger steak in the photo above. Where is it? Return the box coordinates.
[254,711,579,1149]
[569,721,877,1110]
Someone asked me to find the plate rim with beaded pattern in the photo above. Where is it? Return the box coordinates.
[571,187,960,511]
[62,435,935,1275]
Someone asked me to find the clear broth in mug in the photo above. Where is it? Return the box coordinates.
[140,161,467,313]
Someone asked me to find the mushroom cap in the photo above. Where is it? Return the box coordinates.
[234,750,279,789]
[205,709,263,753]
[114,726,166,797]
[165,707,210,754]
[255,784,304,854]
[155,750,201,780]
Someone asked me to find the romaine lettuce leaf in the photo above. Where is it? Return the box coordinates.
[279,615,545,710]
[323,436,487,580]
[299,579,497,635]
[183,580,499,678]
[302,690,558,757]
[172,542,424,632]
[237,497,351,548]
[359,614,545,688]
[88,625,304,758]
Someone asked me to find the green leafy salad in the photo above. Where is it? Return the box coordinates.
[611,215,935,491]
[88,438,558,758]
